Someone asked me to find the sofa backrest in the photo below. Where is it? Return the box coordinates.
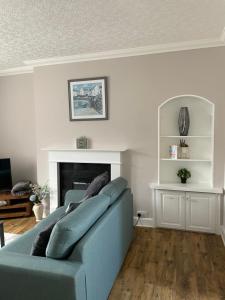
[46,194,110,259]
[64,189,86,206]
[47,177,128,259]
[99,177,128,205]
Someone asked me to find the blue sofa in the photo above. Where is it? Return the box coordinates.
[0,177,133,300]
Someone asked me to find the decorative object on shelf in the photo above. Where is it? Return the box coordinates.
[178,107,190,136]
[68,77,108,121]
[29,183,49,222]
[0,201,7,207]
[177,168,191,184]
[169,145,178,159]
[76,136,88,149]
[179,139,190,159]
[11,180,31,196]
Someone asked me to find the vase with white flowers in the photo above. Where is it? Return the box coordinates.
[29,183,49,222]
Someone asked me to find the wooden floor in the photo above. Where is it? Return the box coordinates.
[4,216,36,234]
[109,227,225,300]
[3,218,225,299]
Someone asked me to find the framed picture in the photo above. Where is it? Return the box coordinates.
[68,77,108,121]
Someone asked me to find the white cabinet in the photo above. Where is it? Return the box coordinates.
[156,191,185,230]
[186,192,216,233]
[155,189,219,233]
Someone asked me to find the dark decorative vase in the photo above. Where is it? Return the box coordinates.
[178,107,190,136]
[181,178,187,184]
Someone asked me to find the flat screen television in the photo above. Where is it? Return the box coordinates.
[0,158,12,192]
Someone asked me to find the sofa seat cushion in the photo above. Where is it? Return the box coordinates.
[46,194,110,259]
[1,207,66,255]
[99,177,128,205]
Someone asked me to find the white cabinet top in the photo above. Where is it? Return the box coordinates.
[150,183,223,194]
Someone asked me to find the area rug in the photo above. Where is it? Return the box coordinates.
[4,233,20,245]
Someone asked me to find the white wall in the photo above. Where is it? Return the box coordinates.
[33,47,225,217]
[0,46,225,218]
[0,74,37,183]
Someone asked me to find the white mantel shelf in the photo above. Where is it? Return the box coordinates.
[150,183,223,194]
[42,147,127,152]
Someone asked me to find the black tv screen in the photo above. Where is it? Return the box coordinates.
[0,158,12,191]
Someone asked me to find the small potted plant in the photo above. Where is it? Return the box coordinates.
[29,183,49,222]
[177,168,191,184]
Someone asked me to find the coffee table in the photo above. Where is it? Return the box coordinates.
[0,222,5,247]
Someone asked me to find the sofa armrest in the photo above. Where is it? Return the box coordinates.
[0,251,86,300]
[64,190,86,206]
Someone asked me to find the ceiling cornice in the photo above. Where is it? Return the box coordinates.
[0,66,33,77]
[24,38,225,68]
[0,36,224,77]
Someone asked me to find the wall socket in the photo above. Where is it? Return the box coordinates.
[137,210,147,217]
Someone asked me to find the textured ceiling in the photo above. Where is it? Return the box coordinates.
[0,0,225,71]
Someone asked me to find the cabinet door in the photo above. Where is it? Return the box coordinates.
[156,191,185,229]
[186,192,216,233]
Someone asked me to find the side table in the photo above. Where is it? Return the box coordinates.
[0,222,5,247]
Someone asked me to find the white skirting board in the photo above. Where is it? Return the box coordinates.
[133,217,155,227]
[221,226,225,246]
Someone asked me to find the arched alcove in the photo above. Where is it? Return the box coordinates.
[158,95,214,186]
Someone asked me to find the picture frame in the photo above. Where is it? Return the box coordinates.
[68,77,108,121]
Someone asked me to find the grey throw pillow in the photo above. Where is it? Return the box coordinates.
[84,171,109,199]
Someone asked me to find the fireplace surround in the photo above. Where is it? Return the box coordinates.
[45,147,126,213]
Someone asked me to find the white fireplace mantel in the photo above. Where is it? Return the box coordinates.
[44,147,127,212]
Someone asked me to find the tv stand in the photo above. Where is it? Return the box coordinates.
[0,192,32,219]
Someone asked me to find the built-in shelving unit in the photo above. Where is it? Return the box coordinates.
[158,95,214,186]
[150,95,222,235]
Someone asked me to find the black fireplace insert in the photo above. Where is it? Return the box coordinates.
[58,162,111,206]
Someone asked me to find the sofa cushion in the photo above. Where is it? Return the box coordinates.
[84,171,109,199]
[46,194,110,259]
[99,177,128,205]
[31,203,81,257]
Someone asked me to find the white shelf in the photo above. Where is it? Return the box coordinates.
[42,146,127,152]
[160,135,212,138]
[160,158,212,162]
